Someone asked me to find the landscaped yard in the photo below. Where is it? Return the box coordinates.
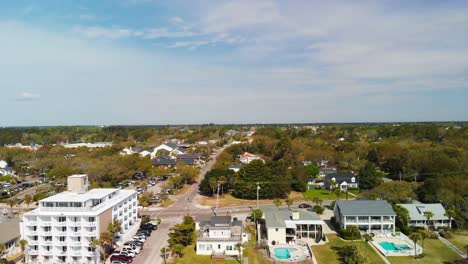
[198,191,306,207]
[304,189,336,201]
[169,244,239,264]
[446,230,468,253]
[311,234,386,264]
[387,238,462,264]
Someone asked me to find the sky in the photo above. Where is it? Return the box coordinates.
[0,0,467,126]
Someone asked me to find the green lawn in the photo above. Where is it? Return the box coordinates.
[169,244,239,264]
[311,234,386,264]
[446,230,468,253]
[387,238,462,264]
[304,189,336,200]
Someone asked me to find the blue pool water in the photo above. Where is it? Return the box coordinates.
[379,242,411,251]
[274,248,298,259]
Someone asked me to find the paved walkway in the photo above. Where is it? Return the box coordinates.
[439,236,467,258]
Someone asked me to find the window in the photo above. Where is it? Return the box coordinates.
[275,228,278,232]
[58,217,66,222]
[44,226,51,232]
[59,236,66,242]
[218,244,221,249]
[88,217,95,222]
[351,177,355,183]
[226,245,233,250]
[60,227,67,232]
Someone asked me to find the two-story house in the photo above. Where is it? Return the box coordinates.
[334,200,396,234]
[398,202,450,229]
[324,173,358,190]
[196,216,247,257]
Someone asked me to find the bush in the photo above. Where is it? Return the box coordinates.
[331,217,339,229]
[338,226,362,240]
[312,205,325,214]
[427,231,439,239]
[400,225,412,235]
[440,231,452,239]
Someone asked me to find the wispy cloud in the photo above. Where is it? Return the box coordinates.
[16,92,40,102]
[74,26,196,39]
[170,16,184,25]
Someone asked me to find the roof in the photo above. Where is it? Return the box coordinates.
[211,216,232,226]
[320,168,337,174]
[177,153,203,159]
[152,156,177,166]
[0,217,20,244]
[68,174,87,179]
[335,200,396,216]
[324,173,357,187]
[41,188,118,202]
[262,206,323,228]
[164,142,178,149]
[398,203,448,221]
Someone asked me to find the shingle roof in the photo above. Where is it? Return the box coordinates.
[336,200,396,216]
[397,203,448,221]
[0,217,20,244]
[262,206,322,228]
[151,156,176,166]
[324,173,357,188]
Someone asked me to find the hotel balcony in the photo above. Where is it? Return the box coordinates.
[56,241,68,246]
[68,222,81,227]
[54,222,68,227]
[70,241,82,247]
[40,221,52,226]
[42,251,53,256]
[83,222,96,227]
[29,250,39,255]
[69,231,82,237]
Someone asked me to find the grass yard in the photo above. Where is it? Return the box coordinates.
[304,189,336,201]
[198,191,307,207]
[387,238,462,264]
[158,198,175,208]
[311,234,386,264]
[446,230,468,253]
[170,244,239,264]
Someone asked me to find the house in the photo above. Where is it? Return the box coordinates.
[398,202,450,229]
[151,155,177,168]
[151,142,186,158]
[139,149,153,157]
[5,143,42,151]
[323,173,358,190]
[196,216,248,257]
[120,147,142,156]
[334,200,396,234]
[177,154,204,166]
[225,130,239,136]
[228,165,242,173]
[262,206,325,245]
[0,217,21,259]
[239,152,263,164]
[62,142,113,148]
[0,160,7,169]
[319,168,337,178]
[0,160,15,176]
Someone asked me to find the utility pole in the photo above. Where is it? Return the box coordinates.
[216,181,221,211]
[399,171,402,182]
[256,182,260,209]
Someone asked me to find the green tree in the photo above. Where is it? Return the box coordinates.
[423,211,434,230]
[250,209,263,220]
[409,233,421,258]
[362,233,373,258]
[5,199,18,217]
[285,198,293,209]
[160,247,170,263]
[418,230,429,251]
[23,194,32,207]
[89,239,100,264]
[366,181,416,203]
[348,226,360,243]
[312,197,323,206]
[444,208,456,229]
[168,216,195,254]
[273,199,282,209]
[392,204,411,226]
[359,162,386,190]
[0,244,6,259]
[235,242,243,263]
[304,164,319,178]
[98,231,113,260]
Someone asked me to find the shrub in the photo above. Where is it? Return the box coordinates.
[338,226,362,240]
[312,205,325,214]
[427,231,439,239]
[440,231,452,239]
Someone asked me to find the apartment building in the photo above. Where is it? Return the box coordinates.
[21,175,138,264]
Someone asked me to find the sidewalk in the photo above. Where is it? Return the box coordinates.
[439,236,467,258]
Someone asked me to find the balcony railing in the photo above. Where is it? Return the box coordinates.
[70,251,82,256]
[41,231,52,236]
[57,251,68,256]
[42,251,53,256]
[29,250,39,255]
[69,231,82,236]
[70,241,82,247]
[56,241,68,246]
[69,222,81,227]
[198,235,242,242]
[54,222,67,227]
[28,230,38,235]
[42,240,53,245]
[56,231,67,236]
[40,221,52,226]
[83,222,96,227]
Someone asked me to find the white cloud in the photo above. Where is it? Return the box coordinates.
[16,92,40,101]
[170,16,184,24]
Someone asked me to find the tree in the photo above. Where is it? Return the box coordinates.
[409,233,421,258]
[17,239,28,262]
[423,211,434,230]
[250,209,263,220]
[366,181,416,203]
[337,245,365,264]
[0,244,6,259]
[333,188,343,200]
[235,242,243,263]
[418,230,429,251]
[171,244,184,257]
[5,199,18,217]
[464,245,468,258]
[156,217,161,225]
[97,231,113,260]
[362,233,373,258]
[168,216,195,255]
[445,207,456,229]
[209,178,217,197]
[160,247,170,264]
[107,219,122,242]
[304,164,319,178]
[24,194,32,207]
[89,239,100,264]
[218,176,227,195]
[273,199,282,209]
[312,197,323,206]
[359,162,386,190]
[285,198,293,209]
[348,226,360,243]
[393,204,411,227]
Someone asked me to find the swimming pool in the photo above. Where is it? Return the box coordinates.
[379,242,411,251]
[274,248,298,259]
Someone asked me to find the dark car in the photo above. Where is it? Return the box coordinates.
[298,203,312,209]
[110,254,132,263]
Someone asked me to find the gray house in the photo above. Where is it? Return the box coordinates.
[334,200,396,234]
[398,202,450,229]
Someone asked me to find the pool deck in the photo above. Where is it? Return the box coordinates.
[270,244,311,262]
[372,234,421,257]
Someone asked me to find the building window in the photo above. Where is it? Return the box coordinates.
[275,228,278,232]
[89,217,95,222]
[218,244,221,249]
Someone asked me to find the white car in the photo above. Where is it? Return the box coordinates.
[120,250,136,258]
[123,245,140,254]
[132,236,145,243]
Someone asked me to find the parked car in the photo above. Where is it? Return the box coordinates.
[110,254,132,263]
[123,245,140,254]
[298,203,312,209]
[129,240,144,247]
[120,250,136,258]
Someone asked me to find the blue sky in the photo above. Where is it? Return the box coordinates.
[1,0,467,125]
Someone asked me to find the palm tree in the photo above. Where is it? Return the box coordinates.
[409,233,421,258]
[333,188,343,200]
[273,199,282,209]
[285,199,293,209]
[235,242,243,263]
[418,230,428,250]
[444,208,456,229]
[24,194,32,207]
[362,233,373,258]
[423,211,434,230]
[107,220,122,244]
[17,239,28,263]
[209,178,217,197]
[0,244,6,259]
[98,231,113,261]
[89,238,100,264]
[218,176,227,196]
[160,247,170,264]
[5,199,18,217]
[312,197,323,206]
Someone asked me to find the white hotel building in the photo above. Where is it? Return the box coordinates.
[21,175,138,263]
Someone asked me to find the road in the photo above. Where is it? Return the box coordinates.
[133,144,232,264]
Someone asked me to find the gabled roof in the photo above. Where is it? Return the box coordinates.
[324,173,357,187]
[151,156,176,166]
[164,142,178,149]
[335,200,396,216]
[262,206,323,228]
[0,217,20,244]
[177,153,203,160]
[397,203,448,221]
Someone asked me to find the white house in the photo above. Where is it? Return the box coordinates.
[398,202,450,229]
[334,200,396,234]
[151,142,186,158]
[196,216,248,257]
[0,160,7,169]
[239,152,263,164]
[324,173,358,190]
[262,206,325,246]
[21,175,138,264]
[0,161,14,176]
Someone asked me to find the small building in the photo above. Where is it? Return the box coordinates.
[324,173,358,190]
[334,200,396,234]
[398,202,450,229]
[0,217,21,259]
[228,165,242,173]
[196,216,247,257]
[151,155,177,168]
[177,154,204,166]
[239,152,263,164]
[262,206,325,246]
